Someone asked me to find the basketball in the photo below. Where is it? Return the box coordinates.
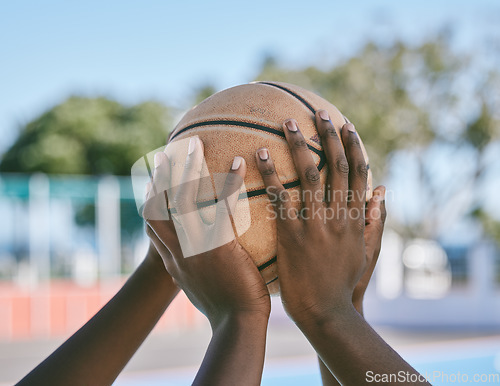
[167,81,372,294]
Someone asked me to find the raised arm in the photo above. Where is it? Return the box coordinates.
[17,243,179,386]
[145,138,270,386]
[318,184,387,385]
[255,111,429,385]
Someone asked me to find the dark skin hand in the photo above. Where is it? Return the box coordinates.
[255,110,430,385]
[17,243,179,386]
[319,184,387,385]
[145,136,270,386]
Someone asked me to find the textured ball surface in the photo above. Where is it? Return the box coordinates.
[168,81,372,294]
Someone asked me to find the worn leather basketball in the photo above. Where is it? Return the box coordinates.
[167,81,372,294]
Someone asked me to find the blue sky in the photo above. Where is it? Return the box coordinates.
[1,0,498,155]
[1,0,500,244]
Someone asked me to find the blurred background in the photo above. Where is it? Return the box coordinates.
[1,0,500,384]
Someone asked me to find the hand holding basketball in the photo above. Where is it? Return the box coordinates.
[256,111,385,324]
[144,140,270,327]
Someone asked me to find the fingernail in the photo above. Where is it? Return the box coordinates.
[375,186,386,201]
[258,148,269,161]
[347,123,356,133]
[380,186,386,201]
[154,152,164,168]
[284,119,298,132]
[231,156,243,170]
[318,110,329,121]
[188,137,197,155]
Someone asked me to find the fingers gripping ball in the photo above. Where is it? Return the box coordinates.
[167,82,373,295]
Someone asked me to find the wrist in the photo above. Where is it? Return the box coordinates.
[143,244,171,276]
[211,310,269,335]
[285,291,353,327]
[294,300,357,333]
[144,243,165,266]
[142,245,178,293]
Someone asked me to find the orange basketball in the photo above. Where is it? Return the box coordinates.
[167,81,372,294]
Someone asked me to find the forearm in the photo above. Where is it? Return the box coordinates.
[17,252,179,386]
[319,358,341,385]
[193,313,268,386]
[302,306,429,386]
[318,303,364,385]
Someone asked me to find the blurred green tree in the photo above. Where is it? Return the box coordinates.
[2,35,499,245]
[254,34,500,241]
[0,96,171,175]
[0,97,172,241]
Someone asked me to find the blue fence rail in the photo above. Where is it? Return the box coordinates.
[0,173,146,284]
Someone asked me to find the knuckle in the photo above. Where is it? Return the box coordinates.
[184,156,196,170]
[289,228,306,246]
[261,165,276,177]
[224,172,240,188]
[304,166,321,185]
[216,201,231,216]
[334,156,349,175]
[292,138,308,150]
[277,189,290,203]
[297,230,308,245]
[322,125,338,138]
[185,157,202,174]
[373,219,384,233]
[349,134,361,148]
[355,217,365,232]
[268,186,288,202]
[355,162,368,179]
[334,217,348,233]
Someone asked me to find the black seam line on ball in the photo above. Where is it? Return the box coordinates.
[171,120,283,141]
[256,83,372,172]
[265,276,278,285]
[255,81,316,115]
[172,119,319,156]
[169,121,325,167]
[166,153,325,215]
[258,256,277,271]
[167,169,322,215]
[166,121,327,215]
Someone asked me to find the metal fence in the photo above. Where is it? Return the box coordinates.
[1,173,499,340]
[0,173,204,340]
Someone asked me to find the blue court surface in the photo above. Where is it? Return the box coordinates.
[115,338,500,386]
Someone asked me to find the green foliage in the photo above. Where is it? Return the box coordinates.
[254,39,473,178]
[2,35,499,243]
[464,101,497,152]
[0,97,172,239]
[0,97,171,175]
[254,36,500,241]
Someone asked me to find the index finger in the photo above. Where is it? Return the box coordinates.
[341,123,368,212]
